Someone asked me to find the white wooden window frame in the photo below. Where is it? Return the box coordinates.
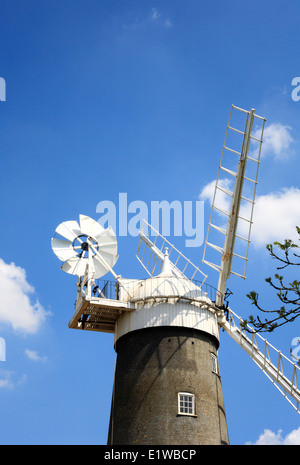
[178,392,195,416]
[211,352,218,374]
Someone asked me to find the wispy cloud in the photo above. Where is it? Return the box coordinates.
[25,349,47,362]
[0,370,27,389]
[120,8,172,32]
[150,8,172,28]
[246,427,300,445]
[151,8,160,20]
[0,259,50,334]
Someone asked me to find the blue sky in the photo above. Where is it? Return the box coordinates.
[0,0,300,445]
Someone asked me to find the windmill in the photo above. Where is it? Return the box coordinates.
[51,105,300,445]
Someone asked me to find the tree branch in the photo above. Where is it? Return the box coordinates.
[243,226,300,333]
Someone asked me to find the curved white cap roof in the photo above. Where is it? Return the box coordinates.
[121,248,211,304]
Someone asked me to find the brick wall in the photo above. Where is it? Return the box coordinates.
[108,326,229,445]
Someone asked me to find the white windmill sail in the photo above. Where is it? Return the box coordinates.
[222,307,300,414]
[137,219,208,285]
[202,105,266,307]
[200,106,300,415]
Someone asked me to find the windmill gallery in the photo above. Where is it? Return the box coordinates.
[51,105,300,445]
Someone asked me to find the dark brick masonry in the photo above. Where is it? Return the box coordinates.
[108,326,229,445]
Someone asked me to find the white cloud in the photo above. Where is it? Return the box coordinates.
[0,370,27,389]
[249,187,300,246]
[246,427,300,445]
[25,349,47,362]
[255,123,294,160]
[200,180,300,248]
[0,259,50,334]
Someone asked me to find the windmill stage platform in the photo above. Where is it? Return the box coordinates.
[68,289,135,333]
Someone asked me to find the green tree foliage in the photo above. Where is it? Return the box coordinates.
[242,226,300,333]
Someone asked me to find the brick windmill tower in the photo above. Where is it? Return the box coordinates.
[51,105,300,445]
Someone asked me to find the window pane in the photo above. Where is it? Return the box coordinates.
[179,393,194,415]
[211,353,218,373]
